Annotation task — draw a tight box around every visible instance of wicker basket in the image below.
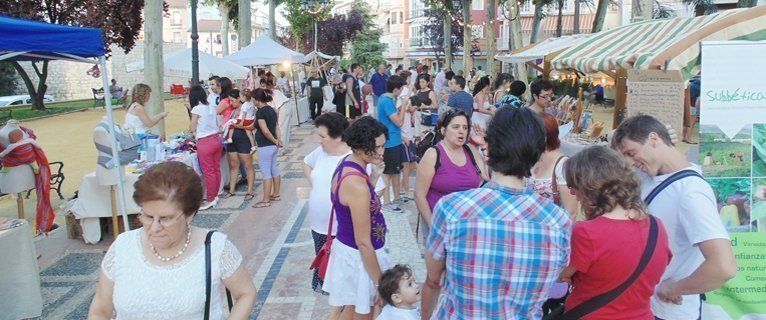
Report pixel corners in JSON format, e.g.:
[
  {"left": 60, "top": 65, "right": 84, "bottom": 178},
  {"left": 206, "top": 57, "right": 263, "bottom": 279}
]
[{"left": 65, "top": 212, "right": 83, "bottom": 240}]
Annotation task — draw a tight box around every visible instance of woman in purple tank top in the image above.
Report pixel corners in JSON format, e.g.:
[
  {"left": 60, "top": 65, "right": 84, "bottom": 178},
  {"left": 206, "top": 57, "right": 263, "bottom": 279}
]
[
  {"left": 322, "top": 116, "right": 392, "bottom": 318},
  {"left": 415, "top": 109, "right": 487, "bottom": 227}
]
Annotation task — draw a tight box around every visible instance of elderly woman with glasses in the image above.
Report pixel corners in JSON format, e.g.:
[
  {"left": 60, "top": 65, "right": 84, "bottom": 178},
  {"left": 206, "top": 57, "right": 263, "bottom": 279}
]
[{"left": 88, "top": 162, "right": 256, "bottom": 320}]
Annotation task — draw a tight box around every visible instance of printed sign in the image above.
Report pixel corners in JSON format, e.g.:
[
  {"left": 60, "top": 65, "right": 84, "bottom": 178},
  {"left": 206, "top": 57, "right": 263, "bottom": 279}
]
[{"left": 626, "top": 69, "right": 685, "bottom": 135}]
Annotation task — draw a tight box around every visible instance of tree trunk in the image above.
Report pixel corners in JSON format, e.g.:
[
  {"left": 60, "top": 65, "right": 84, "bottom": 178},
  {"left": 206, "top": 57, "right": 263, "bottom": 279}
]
[
  {"left": 487, "top": 0, "right": 497, "bottom": 77},
  {"left": 556, "top": 0, "right": 564, "bottom": 37},
  {"left": 11, "top": 61, "right": 48, "bottom": 111},
  {"left": 631, "top": 0, "right": 652, "bottom": 22},
  {"left": 144, "top": 0, "right": 165, "bottom": 135},
  {"left": 530, "top": 0, "right": 544, "bottom": 43},
  {"left": 444, "top": 16, "right": 453, "bottom": 70},
  {"left": 219, "top": 2, "right": 230, "bottom": 55},
  {"left": 737, "top": 0, "right": 757, "bottom": 7},
  {"left": 462, "top": 0, "right": 473, "bottom": 74},
  {"left": 507, "top": 0, "right": 528, "bottom": 84},
  {"left": 269, "top": 0, "right": 277, "bottom": 39},
  {"left": 573, "top": 0, "right": 580, "bottom": 34},
  {"left": 238, "top": 0, "right": 252, "bottom": 48},
  {"left": 592, "top": 0, "right": 608, "bottom": 33}
]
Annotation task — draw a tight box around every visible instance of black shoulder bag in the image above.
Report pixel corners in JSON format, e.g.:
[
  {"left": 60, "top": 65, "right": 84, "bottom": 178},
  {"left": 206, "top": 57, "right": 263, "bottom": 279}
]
[{"left": 204, "top": 230, "right": 234, "bottom": 320}]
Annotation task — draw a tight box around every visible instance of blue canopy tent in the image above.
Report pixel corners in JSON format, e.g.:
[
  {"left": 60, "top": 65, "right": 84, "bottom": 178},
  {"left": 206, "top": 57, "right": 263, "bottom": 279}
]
[{"left": 0, "top": 15, "right": 131, "bottom": 231}]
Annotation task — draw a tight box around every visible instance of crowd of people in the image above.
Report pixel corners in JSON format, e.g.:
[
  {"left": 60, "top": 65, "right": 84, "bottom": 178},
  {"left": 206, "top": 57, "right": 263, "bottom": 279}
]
[{"left": 89, "top": 63, "right": 736, "bottom": 320}]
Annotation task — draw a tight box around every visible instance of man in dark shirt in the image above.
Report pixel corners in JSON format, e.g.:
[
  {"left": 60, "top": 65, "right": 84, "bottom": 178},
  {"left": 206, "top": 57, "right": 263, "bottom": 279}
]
[
  {"left": 370, "top": 64, "right": 389, "bottom": 108},
  {"left": 447, "top": 75, "right": 474, "bottom": 118},
  {"left": 306, "top": 68, "right": 327, "bottom": 121}
]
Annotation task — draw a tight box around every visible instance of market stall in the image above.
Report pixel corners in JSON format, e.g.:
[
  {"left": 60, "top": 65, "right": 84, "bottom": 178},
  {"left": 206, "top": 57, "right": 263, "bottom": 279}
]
[
  {"left": 226, "top": 35, "right": 310, "bottom": 124},
  {"left": 126, "top": 47, "right": 249, "bottom": 81},
  {"left": 551, "top": 6, "right": 766, "bottom": 128}
]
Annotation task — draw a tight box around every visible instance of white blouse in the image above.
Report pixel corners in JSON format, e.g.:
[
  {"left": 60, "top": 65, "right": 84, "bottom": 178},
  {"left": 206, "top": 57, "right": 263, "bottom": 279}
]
[{"left": 101, "top": 229, "right": 242, "bottom": 320}]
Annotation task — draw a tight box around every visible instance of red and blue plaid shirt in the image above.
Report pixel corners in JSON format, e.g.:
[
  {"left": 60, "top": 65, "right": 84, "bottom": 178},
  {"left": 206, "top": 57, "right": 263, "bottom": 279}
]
[{"left": 427, "top": 182, "right": 572, "bottom": 319}]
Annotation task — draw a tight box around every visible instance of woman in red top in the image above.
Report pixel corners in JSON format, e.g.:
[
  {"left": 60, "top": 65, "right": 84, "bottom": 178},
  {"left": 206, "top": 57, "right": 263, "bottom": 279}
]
[{"left": 560, "top": 146, "right": 672, "bottom": 319}]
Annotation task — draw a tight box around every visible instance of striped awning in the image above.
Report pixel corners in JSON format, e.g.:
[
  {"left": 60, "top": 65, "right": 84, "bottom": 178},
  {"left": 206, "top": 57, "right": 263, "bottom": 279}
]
[
  {"left": 495, "top": 34, "right": 593, "bottom": 63},
  {"left": 551, "top": 6, "right": 766, "bottom": 78}
]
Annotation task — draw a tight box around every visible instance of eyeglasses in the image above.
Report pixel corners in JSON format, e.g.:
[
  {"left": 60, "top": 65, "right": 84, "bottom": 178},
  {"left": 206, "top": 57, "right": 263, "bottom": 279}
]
[
  {"left": 538, "top": 94, "right": 554, "bottom": 100},
  {"left": 138, "top": 211, "right": 185, "bottom": 228}
]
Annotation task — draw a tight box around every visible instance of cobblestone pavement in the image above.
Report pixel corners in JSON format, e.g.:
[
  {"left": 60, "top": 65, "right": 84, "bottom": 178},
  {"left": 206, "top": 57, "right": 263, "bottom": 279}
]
[{"left": 33, "top": 123, "right": 426, "bottom": 319}]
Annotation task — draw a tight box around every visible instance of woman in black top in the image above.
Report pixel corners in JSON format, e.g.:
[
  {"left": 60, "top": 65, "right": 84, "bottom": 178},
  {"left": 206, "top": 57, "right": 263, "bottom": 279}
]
[{"left": 252, "top": 88, "right": 283, "bottom": 208}]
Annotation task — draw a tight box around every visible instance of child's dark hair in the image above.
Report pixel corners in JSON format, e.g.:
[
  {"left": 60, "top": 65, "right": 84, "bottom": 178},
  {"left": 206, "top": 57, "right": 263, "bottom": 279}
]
[
  {"left": 378, "top": 264, "right": 413, "bottom": 306},
  {"left": 253, "top": 88, "right": 273, "bottom": 103}
]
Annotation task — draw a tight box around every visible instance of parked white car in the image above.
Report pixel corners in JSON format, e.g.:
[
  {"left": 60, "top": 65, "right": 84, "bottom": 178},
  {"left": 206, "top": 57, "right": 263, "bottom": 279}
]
[{"left": 0, "top": 94, "right": 55, "bottom": 108}]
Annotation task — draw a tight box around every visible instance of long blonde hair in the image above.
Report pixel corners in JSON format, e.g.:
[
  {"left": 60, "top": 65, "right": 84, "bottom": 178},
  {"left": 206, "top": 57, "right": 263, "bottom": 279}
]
[{"left": 125, "top": 83, "right": 151, "bottom": 108}]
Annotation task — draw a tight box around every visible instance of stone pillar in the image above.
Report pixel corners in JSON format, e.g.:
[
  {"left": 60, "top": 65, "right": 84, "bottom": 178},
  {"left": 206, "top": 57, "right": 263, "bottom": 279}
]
[
  {"left": 239, "top": 0, "right": 252, "bottom": 48},
  {"left": 144, "top": 0, "right": 165, "bottom": 135}
]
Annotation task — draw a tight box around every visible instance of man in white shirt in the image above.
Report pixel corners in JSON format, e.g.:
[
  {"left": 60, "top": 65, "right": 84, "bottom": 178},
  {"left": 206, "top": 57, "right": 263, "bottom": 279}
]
[
  {"left": 611, "top": 115, "right": 736, "bottom": 320},
  {"left": 207, "top": 75, "right": 220, "bottom": 107}
]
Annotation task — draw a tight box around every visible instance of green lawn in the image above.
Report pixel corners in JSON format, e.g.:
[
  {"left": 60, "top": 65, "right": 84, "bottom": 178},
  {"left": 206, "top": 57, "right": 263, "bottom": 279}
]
[{"left": 2, "top": 93, "right": 177, "bottom": 124}]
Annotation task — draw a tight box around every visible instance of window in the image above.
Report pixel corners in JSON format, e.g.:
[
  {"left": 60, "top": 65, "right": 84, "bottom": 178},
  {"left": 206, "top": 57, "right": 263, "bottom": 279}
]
[
  {"left": 522, "top": 1, "right": 532, "bottom": 13},
  {"left": 391, "top": 11, "right": 398, "bottom": 24},
  {"left": 173, "top": 32, "right": 183, "bottom": 43},
  {"left": 399, "top": 12, "right": 403, "bottom": 23},
  {"left": 172, "top": 11, "right": 181, "bottom": 26},
  {"left": 472, "top": 0, "right": 484, "bottom": 10}
]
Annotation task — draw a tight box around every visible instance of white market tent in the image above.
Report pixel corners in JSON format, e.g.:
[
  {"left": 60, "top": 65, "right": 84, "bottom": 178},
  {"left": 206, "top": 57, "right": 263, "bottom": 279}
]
[
  {"left": 126, "top": 47, "right": 248, "bottom": 79},
  {"left": 0, "top": 16, "right": 131, "bottom": 232},
  {"left": 304, "top": 50, "right": 340, "bottom": 62},
  {"left": 225, "top": 35, "right": 308, "bottom": 66},
  {"left": 495, "top": 34, "right": 593, "bottom": 64}
]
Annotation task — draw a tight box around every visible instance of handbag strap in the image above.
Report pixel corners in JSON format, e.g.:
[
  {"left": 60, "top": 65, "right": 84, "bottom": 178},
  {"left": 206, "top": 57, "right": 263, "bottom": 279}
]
[
  {"left": 205, "top": 230, "right": 234, "bottom": 320},
  {"left": 644, "top": 169, "right": 704, "bottom": 205},
  {"left": 560, "top": 215, "right": 659, "bottom": 320},
  {"left": 551, "top": 156, "right": 566, "bottom": 205}
]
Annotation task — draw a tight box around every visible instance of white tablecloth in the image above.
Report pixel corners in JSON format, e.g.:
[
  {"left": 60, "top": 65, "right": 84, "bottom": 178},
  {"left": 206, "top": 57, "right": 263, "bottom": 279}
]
[
  {"left": 70, "top": 153, "right": 229, "bottom": 244},
  {"left": 0, "top": 220, "right": 42, "bottom": 320}
]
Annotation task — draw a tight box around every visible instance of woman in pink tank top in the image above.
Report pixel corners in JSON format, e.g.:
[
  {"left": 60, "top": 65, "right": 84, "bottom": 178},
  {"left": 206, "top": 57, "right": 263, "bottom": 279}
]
[{"left": 415, "top": 109, "right": 487, "bottom": 227}]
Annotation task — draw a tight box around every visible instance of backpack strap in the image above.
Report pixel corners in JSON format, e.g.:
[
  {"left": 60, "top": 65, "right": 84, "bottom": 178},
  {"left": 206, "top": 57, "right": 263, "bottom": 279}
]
[
  {"left": 644, "top": 169, "right": 705, "bottom": 205},
  {"left": 433, "top": 146, "right": 441, "bottom": 171},
  {"left": 462, "top": 144, "right": 482, "bottom": 178}
]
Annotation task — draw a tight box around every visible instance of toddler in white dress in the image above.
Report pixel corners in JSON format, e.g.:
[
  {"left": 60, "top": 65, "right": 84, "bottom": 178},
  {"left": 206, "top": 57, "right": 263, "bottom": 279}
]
[{"left": 376, "top": 264, "right": 421, "bottom": 320}]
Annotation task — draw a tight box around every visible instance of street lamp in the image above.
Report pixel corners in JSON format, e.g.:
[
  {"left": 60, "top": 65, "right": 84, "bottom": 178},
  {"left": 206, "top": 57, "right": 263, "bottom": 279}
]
[
  {"left": 300, "top": 0, "right": 330, "bottom": 53},
  {"left": 191, "top": 0, "right": 200, "bottom": 86}
]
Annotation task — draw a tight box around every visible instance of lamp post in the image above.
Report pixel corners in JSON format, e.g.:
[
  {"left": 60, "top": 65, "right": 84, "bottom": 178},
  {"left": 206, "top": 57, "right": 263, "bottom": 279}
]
[
  {"left": 300, "top": 0, "right": 330, "bottom": 53},
  {"left": 191, "top": 0, "right": 200, "bottom": 85}
]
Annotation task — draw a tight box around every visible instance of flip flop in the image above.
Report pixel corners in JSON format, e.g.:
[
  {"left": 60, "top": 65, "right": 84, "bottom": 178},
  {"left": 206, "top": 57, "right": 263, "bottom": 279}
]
[
  {"left": 252, "top": 201, "right": 271, "bottom": 208},
  {"left": 270, "top": 195, "right": 281, "bottom": 201},
  {"left": 682, "top": 140, "right": 699, "bottom": 145},
  {"left": 244, "top": 193, "right": 255, "bottom": 201},
  {"left": 218, "top": 192, "right": 235, "bottom": 199}
]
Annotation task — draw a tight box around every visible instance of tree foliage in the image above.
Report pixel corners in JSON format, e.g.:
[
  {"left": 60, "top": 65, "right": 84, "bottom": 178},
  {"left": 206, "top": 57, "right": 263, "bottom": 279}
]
[
  {"left": 0, "top": 0, "right": 146, "bottom": 109},
  {"left": 279, "top": 0, "right": 366, "bottom": 56},
  {"left": 423, "top": 8, "right": 464, "bottom": 63},
  {"left": 0, "top": 62, "right": 18, "bottom": 96},
  {"left": 348, "top": 2, "right": 386, "bottom": 68}
]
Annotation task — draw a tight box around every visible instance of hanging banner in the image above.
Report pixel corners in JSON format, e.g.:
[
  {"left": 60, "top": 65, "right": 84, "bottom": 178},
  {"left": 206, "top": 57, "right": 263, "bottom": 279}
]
[{"left": 700, "top": 40, "right": 766, "bottom": 319}]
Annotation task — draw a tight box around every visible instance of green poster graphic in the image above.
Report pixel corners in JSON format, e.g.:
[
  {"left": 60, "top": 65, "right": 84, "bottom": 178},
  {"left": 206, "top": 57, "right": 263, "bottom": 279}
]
[{"left": 703, "top": 233, "right": 766, "bottom": 319}]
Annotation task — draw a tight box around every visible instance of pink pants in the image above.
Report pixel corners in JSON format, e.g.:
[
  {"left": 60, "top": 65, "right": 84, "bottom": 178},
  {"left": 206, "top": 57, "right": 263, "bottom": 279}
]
[{"left": 197, "top": 134, "right": 223, "bottom": 201}]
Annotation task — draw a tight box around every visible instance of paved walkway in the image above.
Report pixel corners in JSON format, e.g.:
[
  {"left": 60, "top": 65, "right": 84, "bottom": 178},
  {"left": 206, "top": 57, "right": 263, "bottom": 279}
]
[{"left": 31, "top": 123, "right": 426, "bottom": 319}]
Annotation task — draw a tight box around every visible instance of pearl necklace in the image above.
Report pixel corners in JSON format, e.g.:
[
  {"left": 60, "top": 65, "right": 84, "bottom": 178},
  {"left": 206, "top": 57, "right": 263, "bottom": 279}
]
[{"left": 150, "top": 228, "right": 192, "bottom": 262}]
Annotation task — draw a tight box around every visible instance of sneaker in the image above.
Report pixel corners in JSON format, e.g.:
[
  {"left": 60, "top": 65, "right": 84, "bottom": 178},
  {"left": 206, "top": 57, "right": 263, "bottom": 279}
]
[
  {"left": 383, "top": 203, "right": 402, "bottom": 213},
  {"left": 200, "top": 197, "right": 219, "bottom": 211},
  {"left": 395, "top": 197, "right": 410, "bottom": 204}
]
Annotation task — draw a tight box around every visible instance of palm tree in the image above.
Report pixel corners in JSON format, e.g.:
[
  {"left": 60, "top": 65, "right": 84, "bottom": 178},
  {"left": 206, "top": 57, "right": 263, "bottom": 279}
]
[{"left": 591, "top": 0, "right": 608, "bottom": 32}]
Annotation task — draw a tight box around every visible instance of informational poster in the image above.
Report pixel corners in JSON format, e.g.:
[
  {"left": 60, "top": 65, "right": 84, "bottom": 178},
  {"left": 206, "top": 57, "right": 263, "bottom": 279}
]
[
  {"left": 700, "top": 40, "right": 766, "bottom": 319},
  {"left": 626, "top": 69, "right": 685, "bottom": 134}
]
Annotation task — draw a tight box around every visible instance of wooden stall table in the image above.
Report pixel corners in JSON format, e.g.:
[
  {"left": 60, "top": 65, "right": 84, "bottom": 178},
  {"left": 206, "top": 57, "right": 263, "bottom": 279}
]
[{"left": 0, "top": 219, "right": 43, "bottom": 320}]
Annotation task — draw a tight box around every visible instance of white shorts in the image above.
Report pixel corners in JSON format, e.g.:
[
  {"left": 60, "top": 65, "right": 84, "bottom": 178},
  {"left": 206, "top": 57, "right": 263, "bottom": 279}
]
[{"left": 322, "top": 240, "right": 392, "bottom": 314}]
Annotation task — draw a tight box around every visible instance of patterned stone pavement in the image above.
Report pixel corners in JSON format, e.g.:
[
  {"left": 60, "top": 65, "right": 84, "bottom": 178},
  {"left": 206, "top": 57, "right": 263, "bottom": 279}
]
[{"left": 32, "top": 123, "right": 426, "bottom": 319}]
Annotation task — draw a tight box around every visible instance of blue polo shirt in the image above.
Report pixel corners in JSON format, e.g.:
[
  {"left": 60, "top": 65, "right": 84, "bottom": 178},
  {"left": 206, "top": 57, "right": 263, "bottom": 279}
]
[
  {"left": 448, "top": 91, "right": 474, "bottom": 118},
  {"left": 370, "top": 72, "right": 389, "bottom": 96},
  {"left": 377, "top": 94, "right": 402, "bottom": 148}
]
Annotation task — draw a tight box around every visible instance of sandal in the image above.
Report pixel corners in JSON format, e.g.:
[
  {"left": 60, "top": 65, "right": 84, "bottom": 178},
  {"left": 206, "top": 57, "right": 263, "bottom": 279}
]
[
  {"left": 252, "top": 201, "right": 271, "bottom": 208},
  {"left": 244, "top": 193, "right": 255, "bottom": 201},
  {"left": 270, "top": 195, "right": 281, "bottom": 201},
  {"left": 218, "top": 192, "right": 235, "bottom": 199}
]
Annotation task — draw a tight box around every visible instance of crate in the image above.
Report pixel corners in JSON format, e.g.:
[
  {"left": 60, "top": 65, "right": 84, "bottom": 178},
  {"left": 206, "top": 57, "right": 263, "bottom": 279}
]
[{"left": 65, "top": 212, "right": 141, "bottom": 241}]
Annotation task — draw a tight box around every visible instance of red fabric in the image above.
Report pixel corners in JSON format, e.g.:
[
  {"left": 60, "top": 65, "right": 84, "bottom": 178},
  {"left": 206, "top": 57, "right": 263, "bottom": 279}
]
[
  {"left": 196, "top": 134, "right": 223, "bottom": 202},
  {"left": 218, "top": 98, "right": 235, "bottom": 124},
  {"left": 1, "top": 133, "right": 55, "bottom": 234},
  {"left": 565, "top": 216, "right": 672, "bottom": 320}
]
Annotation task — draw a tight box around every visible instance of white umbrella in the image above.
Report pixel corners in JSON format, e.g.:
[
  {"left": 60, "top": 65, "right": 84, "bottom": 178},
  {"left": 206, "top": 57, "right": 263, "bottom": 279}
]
[
  {"left": 126, "top": 48, "right": 249, "bottom": 79},
  {"left": 225, "top": 35, "right": 308, "bottom": 66}
]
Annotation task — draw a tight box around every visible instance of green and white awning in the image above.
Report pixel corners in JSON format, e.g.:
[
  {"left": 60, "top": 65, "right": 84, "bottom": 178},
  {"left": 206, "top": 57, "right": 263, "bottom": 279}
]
[{"left": 551, "top": 6, "right": 766, "bottom": 78}]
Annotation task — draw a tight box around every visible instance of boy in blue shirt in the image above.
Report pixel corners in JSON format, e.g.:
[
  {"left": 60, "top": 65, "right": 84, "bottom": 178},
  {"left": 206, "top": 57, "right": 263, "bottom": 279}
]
[{"left": 377, "top": 75, "right": 408, "bottom": 212}]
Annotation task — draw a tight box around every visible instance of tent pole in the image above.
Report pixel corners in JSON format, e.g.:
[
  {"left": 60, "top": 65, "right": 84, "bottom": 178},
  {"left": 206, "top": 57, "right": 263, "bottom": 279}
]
[
  {"left": 292, "top": 64, "right": 301, "bottom": 126},
  {"left": 100, "top": 57, "right": 131, "bottom": 233}
]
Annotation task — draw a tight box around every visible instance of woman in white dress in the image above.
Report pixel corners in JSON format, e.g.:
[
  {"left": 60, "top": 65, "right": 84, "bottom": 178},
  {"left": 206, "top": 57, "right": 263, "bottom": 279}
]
[
  {"left": 124, "top": 83, "right": 169, "bottom": 135},
  {"left": 470, "top": 76, "right": 494, "bottom": 147},
  {"left": 88, "top": 162, "right": 256, "bottom": 320}
]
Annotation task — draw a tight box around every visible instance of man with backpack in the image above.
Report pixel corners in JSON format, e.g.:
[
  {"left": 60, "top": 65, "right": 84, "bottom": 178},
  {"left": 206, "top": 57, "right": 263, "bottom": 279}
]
[{"left": 611, "top": 115, "right": 736, "bottom": 320}]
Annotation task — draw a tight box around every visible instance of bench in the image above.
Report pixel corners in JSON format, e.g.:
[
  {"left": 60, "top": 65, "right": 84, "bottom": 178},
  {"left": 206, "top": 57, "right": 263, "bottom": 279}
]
[
  {"left": 92, "top": 88, "right": 105, "bottom": 108},
  {"left": 22, "top": 161, "right": 65, "bottom": 199}
]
